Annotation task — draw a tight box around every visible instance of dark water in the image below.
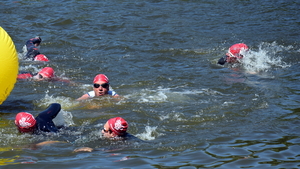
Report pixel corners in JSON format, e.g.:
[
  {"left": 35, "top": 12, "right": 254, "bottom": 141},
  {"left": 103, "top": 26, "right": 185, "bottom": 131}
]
[{"left": 1, "top": 0, "right": 300, "bottom": 168}]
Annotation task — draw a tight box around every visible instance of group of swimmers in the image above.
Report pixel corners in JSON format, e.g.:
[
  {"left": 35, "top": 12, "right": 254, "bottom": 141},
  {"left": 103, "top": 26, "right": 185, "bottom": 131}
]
[
  {"left": 14, "top": 103, "right": 128, "bottom": 138},
  {"left": 23, "top": 36, "right": 49, "bottom": 61},
  {"left": 15, "top": 37, "right": 129, "bottom": 151},
  {"left": 14, "top": 38, "right": 249, "bottom": 151},
  {"left": 18, "top": 36, "right": 54, "bottom": 81}
]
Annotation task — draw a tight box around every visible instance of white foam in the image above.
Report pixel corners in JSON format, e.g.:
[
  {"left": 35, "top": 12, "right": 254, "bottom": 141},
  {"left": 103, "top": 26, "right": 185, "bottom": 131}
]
[
  {"left": 19, "top": 65, "right": 40, "bottom": 73},
  {"left": 124, "top": 86, "right": 223, "bottom": 104},
  {"left": 242, "top": 42, "right": 291, "bottom": 73},
  {"left": 38, "top": 94, "right": 80, "bottom": 110},
  {"left": 53, "top": 109, "right": 75, "bottom": 127},
  {"left": 133, "top": 88, "right": 168, "bottom": 103},
  {"left": 136, "top": 126, "right": 158, "bottom": 140},
  {"left": 159, "top": 112, "right": 187, "bottom": 122}
]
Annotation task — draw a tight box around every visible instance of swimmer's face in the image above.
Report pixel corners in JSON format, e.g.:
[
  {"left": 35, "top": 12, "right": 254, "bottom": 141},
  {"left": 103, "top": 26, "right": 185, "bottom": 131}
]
[
  {"left": 16, "top": 126, "right": 35, "bottom": 134},
  {"left": 33, "top": 73, "right": 50, "bottom": 81},
  {"left": 93, "top": 80, "right": 109, "bottom": 96},
  {"left": 227, "top": 57, "right": 239, "bottom": 63}
]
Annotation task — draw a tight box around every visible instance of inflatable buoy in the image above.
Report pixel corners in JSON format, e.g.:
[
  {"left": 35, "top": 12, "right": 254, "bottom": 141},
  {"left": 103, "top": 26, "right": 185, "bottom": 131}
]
[
  {"left": 0, "top": 156, "right": 19, "bottom": 166},
  {"left": 0, "top": 27, "right": 19, "bottom": 104}
]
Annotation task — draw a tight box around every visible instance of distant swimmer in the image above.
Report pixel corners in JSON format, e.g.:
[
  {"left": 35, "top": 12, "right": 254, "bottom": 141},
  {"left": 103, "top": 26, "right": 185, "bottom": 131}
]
[
  {"left": 218, "top": 43, "right": 249, "bottom": 65},
  {"left": 24, "top": 36, "right": 49, "bottom": 61},
  {"left": 76, "top": 74, "right": 119, "bottom": 100},
  {"left": 17, "top": 67, "right": 55, "bottom": 81},
  {"left": 15, "top": 103, "right": 62, "bottom": 134},
  {"left": 17, "top": 67, "right": 72, "bottom": 84},
  {"left": 34, "top": 54, "right": 49, "bottom": 62}
]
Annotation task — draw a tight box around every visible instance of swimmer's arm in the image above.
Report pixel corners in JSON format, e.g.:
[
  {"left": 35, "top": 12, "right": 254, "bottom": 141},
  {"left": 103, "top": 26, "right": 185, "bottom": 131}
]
[
  {"left": 29, "top": 140, "right": 67, "bottom": 150},
  {"left": 39, "top": 103, "right": 61, "bottom": 119},
  {"left": 112, "top": 94, "right": 125, "bottom": 102},
  {"left": 111, "top": 90, "right": 120, "bottom": 98},
  {"left": 76, "top": 94, "right": 90, "bottom": 101},
  {"left": 35, "top": 141, "right": 65, "bottom": 146},
  {"left": 55, "top": 78, "right": 71, "bottom": 83},
  {"left": 31, "top": 38, "right": 41, "bottom": 45},
  {"left": 73, "top": 147, "right": 94, "bottom": 152},
  {"left": 218, "top": 56, "right": 227, "bottom": 65},
  {"left": 112, "top": 94, "right": 120, "bottom": 98}
]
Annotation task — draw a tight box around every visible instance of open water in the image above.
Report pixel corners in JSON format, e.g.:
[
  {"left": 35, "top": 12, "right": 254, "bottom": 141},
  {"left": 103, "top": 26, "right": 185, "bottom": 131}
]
[{"left": 0, "top": 0, "right": 300, "bottom": 168}]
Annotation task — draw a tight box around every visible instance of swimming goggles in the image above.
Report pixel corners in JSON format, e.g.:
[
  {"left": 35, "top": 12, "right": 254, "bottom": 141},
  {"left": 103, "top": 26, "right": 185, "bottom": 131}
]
[{"left": 93, "top": 83, "right": 109, "bottom": 88}]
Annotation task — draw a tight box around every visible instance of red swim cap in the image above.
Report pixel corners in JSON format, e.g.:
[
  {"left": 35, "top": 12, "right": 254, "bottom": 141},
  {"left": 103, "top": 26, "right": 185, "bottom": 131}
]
[
  {"left": 39, "top": 67, "right": 54, "bottom": 78},
  {"left": 108, "top": 117, "right": 128, "bottom": 136},
  {"left": 93, "top": 74, "right": 109, "bottom": 83},
  {"left": 15, "top": 112, "right": 36, "bottom": 133},
  {"left": 34, "top": 54, "right": 49, "bottom": 62},
  {"left": 226, "top": 43, "right": 249, "bottom": 59}
]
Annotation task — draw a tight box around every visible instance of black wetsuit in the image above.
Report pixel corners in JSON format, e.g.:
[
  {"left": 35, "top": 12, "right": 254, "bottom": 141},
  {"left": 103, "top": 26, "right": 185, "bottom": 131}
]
[
  {"left": 24, "top": 37, "right": 41, "bottom": 60},
  {"left": 34, "top": 103, "right": 61, "bottom": 134}
]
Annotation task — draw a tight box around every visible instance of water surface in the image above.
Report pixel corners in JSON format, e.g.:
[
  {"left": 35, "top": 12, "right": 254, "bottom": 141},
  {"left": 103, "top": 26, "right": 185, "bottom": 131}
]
[{"left": 0, "top": 0, "right": 300, "bottom": 168}]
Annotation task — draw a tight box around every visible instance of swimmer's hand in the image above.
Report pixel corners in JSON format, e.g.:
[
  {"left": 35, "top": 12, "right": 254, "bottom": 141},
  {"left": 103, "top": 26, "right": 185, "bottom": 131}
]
[{"left": 73, "top": 147, "right": 94, "bottom": 152}]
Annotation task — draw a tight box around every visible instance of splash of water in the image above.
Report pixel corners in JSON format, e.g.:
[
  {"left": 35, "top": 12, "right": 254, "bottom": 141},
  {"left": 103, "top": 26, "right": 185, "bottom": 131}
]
[
  {"left": 136, "top": 126, "right": 158, "bottom": 140},
  {"left": 130, "top": 88, "right": 168, "bottom": 103},
  {"left": 19, "top": 65, "right": 40, "bottom": 73},
  {"left": 36, "top": 94, "right": 75, "bottom": 127},
  {"left": 53, "top": 109, "right": 74, "bottom": 127},
  {"left": 242, "top": 41, "right": 291, "bottom": 73},
  {"left": 37, "top": 94, "right": 80, "bottom": 109}
]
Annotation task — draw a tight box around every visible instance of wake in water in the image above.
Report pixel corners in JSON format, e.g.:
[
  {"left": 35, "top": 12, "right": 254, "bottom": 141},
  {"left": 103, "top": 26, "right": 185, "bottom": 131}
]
[{"left": 241, "top": 41, "right": 292, "bottom": 73}]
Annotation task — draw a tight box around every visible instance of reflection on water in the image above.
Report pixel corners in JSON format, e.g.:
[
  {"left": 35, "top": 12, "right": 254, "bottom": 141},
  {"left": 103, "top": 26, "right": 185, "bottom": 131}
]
[{"left": 1, "top": 0, "right": 300, "bottom": 168}]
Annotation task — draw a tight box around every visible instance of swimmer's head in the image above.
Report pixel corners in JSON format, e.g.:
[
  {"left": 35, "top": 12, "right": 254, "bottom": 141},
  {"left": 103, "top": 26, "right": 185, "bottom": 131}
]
[
  {"left": 93, "top": 74, "right": 109, "bottom": 84},
  {"left": 34, "top": 54, "right": 49, "bottom": 62},
  {"left": 38, "top": 67, "right": 54, "bottom": 78},
  {"left": 226, "top": 43, "right": 249, "bottom": 59},
  {"left": 107, "top": 117, "right": 128, "bottom": 136},
  {"left": 93, "top": 74, "right": 110, "bottom": 96},
  {"left": 15, "top": 112, "right": 36, "bottom": 133}
]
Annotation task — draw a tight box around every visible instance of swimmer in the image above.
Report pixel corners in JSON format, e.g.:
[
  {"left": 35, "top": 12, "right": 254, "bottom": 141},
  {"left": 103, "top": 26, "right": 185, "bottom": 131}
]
[
  {"left": 218, "top": 43, "right": 249, "bottom": 65},
  {"left": 15, "top": 103, "right": 62, "bottom": 134},
  {"left": 24, "top": 36, "right": 42, "bottom": 60},
  {"left": 101, "top": 117, "right": 128, "bottom": 139},
  {"left": 74, "top": 117, "right": 131, "bottom": 152},
  {"left": 17, "top": 67, "right": 72, "bottom": 83},
  {"left": 17, "top": 67, "right": 55, "bottom": 81},
  {"left": 76, "top": 74, "right": 119, "bottom": 100}
]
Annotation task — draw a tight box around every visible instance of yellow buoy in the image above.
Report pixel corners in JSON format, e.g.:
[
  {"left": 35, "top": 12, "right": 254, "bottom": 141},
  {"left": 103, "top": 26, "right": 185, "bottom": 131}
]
[{"left": 0, "top": 27, "right": 18, "bottom": 104}]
